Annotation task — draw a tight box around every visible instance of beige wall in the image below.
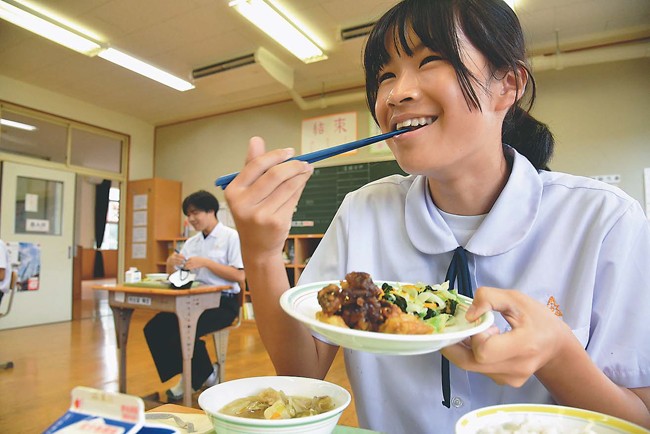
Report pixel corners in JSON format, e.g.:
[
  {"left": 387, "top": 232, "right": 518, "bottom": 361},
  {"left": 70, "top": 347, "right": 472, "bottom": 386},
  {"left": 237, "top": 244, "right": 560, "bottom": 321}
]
[
  {"left": 157, "top": 57, "right": 649, "bottom": 210},
  {"left": 533, "top": 58, "right": 649, "bottom": 205},
  {"left": 155, "top": 98, "right": 381, "bottom": 203},
  {"left": 76, "top": 177, "right": 97, "bottom": 248},
  {"left": 0, "top": 74, "right": 156, "bottom": 181}
]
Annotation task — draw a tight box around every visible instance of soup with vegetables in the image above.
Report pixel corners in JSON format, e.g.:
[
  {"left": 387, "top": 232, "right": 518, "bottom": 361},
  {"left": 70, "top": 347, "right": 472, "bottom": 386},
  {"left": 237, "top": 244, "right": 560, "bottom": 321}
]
[{"left": 220, "top": 388, "right": 336, "bottom": 420}]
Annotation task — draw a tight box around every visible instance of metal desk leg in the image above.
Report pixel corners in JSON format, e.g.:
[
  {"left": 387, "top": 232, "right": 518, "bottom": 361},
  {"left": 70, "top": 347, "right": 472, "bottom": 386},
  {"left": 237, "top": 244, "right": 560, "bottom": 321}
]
[
  {"left": 111, "top": 306, "right": 134, "bottom": 394},
  {"left": 176, "top": 296, "right": 203, "bottom": 407}
]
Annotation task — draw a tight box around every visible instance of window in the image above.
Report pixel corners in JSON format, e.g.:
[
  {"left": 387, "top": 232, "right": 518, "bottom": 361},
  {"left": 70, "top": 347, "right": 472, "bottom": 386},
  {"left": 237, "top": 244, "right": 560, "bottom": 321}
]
[
  {"left": 70, "top": 127, "right": 123, "bottom": 173},
  {"left": 14, "top": 176, "right": 64, "bottom": 235},
  {"left": 100, "top": 187, "right": 120, "bottom": 250}
]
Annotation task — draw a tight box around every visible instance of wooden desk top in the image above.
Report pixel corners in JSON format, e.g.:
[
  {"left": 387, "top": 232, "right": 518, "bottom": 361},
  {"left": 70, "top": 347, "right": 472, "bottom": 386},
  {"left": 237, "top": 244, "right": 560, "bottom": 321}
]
[
  {"left": 149, "top": 403, "right": 202, "bottom": 414},
  {"left": 92, "top": 283, "right": 230, "bottom": 296},
  {"left": 147, "top": 404, "right": 380, "bottom": 433}
]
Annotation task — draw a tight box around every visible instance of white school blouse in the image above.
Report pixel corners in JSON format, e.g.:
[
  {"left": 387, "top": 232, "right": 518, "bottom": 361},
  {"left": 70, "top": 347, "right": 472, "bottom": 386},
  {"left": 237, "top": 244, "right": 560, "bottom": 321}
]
[
  {"left": 298, "top": 147, "right": 650, "bottom": 434},
  {"left": 180, "top": 222, "right": 243, "bottom": 294}
]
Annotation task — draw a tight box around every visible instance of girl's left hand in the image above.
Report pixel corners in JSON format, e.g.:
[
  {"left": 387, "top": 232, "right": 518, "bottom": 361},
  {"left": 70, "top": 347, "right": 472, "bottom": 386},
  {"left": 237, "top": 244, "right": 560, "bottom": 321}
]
[{"left": 441, "top": 286, "right": 575, "bottom": 387}]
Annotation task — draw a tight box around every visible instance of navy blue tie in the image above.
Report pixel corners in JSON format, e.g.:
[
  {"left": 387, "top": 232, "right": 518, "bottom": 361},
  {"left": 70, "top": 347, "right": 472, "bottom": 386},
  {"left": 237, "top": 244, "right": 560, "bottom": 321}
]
[{"left": 441, "top": 246, "right": 473, "bottom": 408}]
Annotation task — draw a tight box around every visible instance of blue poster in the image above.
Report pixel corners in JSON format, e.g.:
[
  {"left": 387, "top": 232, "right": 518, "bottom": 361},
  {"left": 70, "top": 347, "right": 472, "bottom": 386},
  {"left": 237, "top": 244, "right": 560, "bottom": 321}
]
[{"left": 7, "top": 241, "right": 40, "bottom": 291}]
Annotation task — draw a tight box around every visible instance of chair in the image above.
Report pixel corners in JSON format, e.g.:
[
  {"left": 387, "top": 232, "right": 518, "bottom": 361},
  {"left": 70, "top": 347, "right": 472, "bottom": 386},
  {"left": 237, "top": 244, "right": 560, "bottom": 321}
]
[
  {"left": 211, "top": 280, "right": 246, "bottom": 383},
  {"left": 0, "top": 271, "right": 18, "bottom": 369}
]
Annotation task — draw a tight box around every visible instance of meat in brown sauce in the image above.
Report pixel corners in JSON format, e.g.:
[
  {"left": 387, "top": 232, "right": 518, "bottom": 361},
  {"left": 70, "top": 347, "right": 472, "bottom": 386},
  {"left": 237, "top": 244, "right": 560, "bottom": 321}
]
[{"left": 317, "top": 271, "right": 400, "bottom": 332}]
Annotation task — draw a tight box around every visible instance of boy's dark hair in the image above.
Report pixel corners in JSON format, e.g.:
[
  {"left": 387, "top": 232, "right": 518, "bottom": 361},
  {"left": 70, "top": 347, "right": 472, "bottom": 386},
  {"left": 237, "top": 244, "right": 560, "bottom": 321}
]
[
  {"left": 182, "top": 190, "right": 219, "bottom": 216},
  {"left": 364, "top": 0, "right": 554, "bottom": 170}
]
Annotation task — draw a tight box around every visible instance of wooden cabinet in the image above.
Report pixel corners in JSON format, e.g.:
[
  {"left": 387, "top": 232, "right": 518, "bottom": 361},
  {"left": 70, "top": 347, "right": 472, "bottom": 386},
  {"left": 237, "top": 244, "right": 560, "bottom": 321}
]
[
  {"left": 155, "top": 237, "right": 187, "bottom": 270},
  {"left": 125, "top": 178, "right": 182, "bottom": 274},
  {"left": 283, "top": 234, "right": 323, "bottom": 286}
]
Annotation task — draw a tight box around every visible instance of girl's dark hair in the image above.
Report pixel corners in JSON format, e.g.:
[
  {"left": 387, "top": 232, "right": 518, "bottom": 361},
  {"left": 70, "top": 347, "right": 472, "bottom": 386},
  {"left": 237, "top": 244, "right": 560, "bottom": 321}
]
[
  {"left": 182, "top": 190, "right": 219, "bottom": 216},
  {"left": 364, "top": 0, "right": 553, "bottom": 170}
]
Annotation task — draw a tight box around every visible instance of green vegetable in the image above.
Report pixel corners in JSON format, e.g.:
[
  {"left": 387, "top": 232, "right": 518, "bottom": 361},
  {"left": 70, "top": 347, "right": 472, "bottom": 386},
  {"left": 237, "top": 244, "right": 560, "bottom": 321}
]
[{"left": 379, "top": 280, "right": 460, "bottom": 332}]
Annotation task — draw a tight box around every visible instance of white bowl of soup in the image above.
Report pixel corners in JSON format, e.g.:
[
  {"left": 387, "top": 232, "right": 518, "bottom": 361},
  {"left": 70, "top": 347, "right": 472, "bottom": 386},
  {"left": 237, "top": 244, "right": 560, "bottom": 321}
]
[{"left": 198, "top": 376, "right": 351, "bottom": 434}]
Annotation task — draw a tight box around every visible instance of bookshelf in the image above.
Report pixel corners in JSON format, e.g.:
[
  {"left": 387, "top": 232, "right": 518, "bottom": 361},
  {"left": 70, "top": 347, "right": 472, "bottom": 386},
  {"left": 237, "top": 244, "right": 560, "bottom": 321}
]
[
  {"left": 242, "top": 234, "right": 322, "bottom": 321},
  {"left": 155, "top": 237, "right": 187, "bottom": 270},
  {"left": 283, "top": 234, "right": 323, "bottom": 286},
  {"left": 125, "top": 178, "right": 182, "bottom": 274}
]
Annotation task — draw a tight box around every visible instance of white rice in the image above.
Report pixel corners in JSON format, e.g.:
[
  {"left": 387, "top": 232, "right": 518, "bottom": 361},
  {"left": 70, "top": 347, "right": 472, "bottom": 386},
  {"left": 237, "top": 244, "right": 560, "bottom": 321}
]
[{"left": 476, "top": 416, "right": 597, "bottom": 434}]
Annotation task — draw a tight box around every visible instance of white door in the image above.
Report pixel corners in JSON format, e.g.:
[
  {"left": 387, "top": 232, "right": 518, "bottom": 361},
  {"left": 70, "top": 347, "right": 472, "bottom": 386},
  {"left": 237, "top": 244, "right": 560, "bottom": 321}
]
[{"left": 0, "top": 161, "right": 75, "bottom": 329}]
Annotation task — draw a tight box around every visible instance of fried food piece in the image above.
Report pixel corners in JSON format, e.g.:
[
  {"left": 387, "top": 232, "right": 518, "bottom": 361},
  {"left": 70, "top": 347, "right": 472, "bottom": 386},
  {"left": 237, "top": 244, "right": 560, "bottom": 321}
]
[
  {"left": 315, "top": 311, "right": 349, "bottom": 328},
  {"left": 379, "top": 312, "right": 434, "bottom": 334},
  {"left": 317, "top": 284, "right": 342, "bottom": 315}
]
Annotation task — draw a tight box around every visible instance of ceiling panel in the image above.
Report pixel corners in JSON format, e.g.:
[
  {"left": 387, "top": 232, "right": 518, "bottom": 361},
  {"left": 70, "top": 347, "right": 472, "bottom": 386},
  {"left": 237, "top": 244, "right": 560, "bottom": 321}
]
[{"left": 0, "top": 0, "right": 647, "bottom": 125}]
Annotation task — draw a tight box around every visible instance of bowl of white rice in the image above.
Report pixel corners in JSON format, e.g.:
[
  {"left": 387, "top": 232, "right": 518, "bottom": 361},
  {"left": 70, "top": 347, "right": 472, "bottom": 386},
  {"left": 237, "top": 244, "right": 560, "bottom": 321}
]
[{"left": 455, "top": 404, "right": 648, "bottom": 434}]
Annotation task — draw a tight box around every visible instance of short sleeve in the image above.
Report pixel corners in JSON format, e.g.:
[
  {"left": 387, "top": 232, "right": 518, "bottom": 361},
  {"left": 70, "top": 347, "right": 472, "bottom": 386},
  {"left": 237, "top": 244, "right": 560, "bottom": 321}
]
[
  {"left": 227, "top": 230, "right": 244, "bottom": 269},
  {"left": 588, "top": 201, "right": 650, "bottom": 388}
]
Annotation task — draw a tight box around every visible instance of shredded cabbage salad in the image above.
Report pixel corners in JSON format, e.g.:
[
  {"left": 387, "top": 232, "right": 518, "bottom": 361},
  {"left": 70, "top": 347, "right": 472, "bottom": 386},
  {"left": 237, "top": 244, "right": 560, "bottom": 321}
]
[{"left": 381, "top": 281, "right": 460, "bottom": 332}]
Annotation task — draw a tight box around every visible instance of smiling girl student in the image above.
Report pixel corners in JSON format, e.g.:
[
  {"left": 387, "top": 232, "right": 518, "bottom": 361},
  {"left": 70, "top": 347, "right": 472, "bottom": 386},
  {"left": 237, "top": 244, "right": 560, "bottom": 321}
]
[{"left": 224, "top": 0, "right": 650, "bottom": 432}]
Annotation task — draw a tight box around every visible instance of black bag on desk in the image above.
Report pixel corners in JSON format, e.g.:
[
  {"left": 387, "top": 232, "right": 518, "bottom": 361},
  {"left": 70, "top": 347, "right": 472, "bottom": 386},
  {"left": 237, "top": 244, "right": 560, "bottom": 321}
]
[{"left": 168, "top": 269, "right": 195, "bottom": 289}]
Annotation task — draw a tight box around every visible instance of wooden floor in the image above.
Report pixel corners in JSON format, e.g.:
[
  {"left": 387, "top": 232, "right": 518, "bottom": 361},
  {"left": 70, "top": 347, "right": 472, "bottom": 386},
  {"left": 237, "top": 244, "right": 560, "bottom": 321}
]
[{"left": 0, "top": 280, "right": 358, "bottom": 432}]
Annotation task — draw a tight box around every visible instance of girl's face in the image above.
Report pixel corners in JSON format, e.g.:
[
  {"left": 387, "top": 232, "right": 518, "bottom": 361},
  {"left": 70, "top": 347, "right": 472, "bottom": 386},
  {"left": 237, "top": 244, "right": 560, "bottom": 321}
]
[{"left": 374, "top": 29, "right": 507, "bottom": 179}]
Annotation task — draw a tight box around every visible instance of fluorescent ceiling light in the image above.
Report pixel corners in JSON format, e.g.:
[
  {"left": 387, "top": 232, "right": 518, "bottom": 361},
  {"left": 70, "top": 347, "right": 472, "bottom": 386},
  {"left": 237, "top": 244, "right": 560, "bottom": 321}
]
[
  {"left": 98, "top": 48, "right": 194, "bottom": 92},
  {"left": 0, "top": 0, "right": 102, "bottom": 55},
  {"left": 1, "top": 118, "right": 38, "bottom": 131},
  {"left": 0, "top": 0, "right": 194, "bottom": 91},
  {"left": 229, "top": 0, "right": 327, "bottom": 64}
]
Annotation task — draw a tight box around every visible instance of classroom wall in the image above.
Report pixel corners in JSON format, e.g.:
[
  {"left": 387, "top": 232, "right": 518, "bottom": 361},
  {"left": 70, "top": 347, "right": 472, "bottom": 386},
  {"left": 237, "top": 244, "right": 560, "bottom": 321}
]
[
  {"left": 0, "top": 74, "right": 156, "bottom": 181},
  {"left": 76, "top": 177, "right": 97, "bottom": 248},
  {"left": 155, "top": 57, "right": 649, "bottom": 211},
  {"left": 154, "top": 98, "right": 375, "bottom": 204},
  {"left": 533, "top": 58, "right": 649, "bottom": 205}
]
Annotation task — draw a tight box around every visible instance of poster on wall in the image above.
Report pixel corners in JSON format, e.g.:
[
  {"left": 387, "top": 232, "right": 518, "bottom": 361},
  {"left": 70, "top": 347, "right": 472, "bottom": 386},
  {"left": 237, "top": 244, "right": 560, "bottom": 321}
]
[
  {"left": 131, "top": 243, "right": 146, "bottom": 259},
  {"left": 133, "top": 194, "right": 148, "bottom": 210},
  {"left": 7, "top": 242, "right": 41, "bottom": 291},
  {"left": 301, "top": 112, "right": 357, "bottom": 155},
  {"left": 368, "top": 113, "right": 392, "bottom": 155}
]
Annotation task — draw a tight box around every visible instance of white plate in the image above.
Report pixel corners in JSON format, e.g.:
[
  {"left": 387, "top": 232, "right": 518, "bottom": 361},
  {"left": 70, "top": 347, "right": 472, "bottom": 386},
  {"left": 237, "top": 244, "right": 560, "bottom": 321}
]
[
  {"left": 145, "top": 273, "right": 169, "bottom": 281},
  {"left": 280, "top": 280, "right": 494, "bottom": 355},
  {"left": 455, "top": 404, "right": 649, "bottom": 434}
]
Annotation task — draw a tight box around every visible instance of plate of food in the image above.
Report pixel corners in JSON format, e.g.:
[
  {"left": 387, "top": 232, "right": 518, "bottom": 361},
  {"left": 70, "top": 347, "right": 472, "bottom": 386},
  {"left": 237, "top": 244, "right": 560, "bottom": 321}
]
[
  {"left": 279, "top": 272, "right": 494, "bottom": 355},
  {"left": 455, "top": 404, "right": 649, "bottom": 434},
  {"left": 145, "top": 273, "right": 169, "bottom": 282}
]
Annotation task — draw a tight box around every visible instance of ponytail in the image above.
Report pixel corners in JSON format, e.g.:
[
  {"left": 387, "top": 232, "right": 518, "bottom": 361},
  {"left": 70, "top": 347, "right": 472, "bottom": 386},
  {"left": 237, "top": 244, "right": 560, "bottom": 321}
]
[{"left": 502, "top": 106, "right": 554, "bottom": 171}]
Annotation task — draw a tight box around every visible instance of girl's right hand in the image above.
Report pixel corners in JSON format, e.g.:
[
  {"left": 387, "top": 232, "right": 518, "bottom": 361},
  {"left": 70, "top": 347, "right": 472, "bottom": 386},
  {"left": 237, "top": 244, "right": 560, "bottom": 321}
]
[{"left": 224, "top": 136, "right": 314, "bottom": 261}]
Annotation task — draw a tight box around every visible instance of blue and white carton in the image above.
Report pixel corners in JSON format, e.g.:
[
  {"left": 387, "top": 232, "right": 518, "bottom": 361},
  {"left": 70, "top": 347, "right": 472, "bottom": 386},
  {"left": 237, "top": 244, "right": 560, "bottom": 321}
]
[{"left": 43, "top": 387, "right": 178, "bottom": 434}]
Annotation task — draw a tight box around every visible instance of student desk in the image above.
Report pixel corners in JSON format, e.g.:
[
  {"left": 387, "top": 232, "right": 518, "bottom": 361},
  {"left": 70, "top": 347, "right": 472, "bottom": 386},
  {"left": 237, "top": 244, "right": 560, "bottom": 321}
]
[
  {"left": 93, "top": 283, "right": 230, "bottom": 407},
  {"left": 147, "top": 404, "right": 383, "bottom": 433}
]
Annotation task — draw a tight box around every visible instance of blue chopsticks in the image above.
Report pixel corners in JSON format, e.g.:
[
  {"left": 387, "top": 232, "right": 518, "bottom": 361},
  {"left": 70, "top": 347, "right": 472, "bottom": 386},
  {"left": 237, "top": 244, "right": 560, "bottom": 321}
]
[{"left": 215, "top": 128, "right": 408, "bottom": 189}]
